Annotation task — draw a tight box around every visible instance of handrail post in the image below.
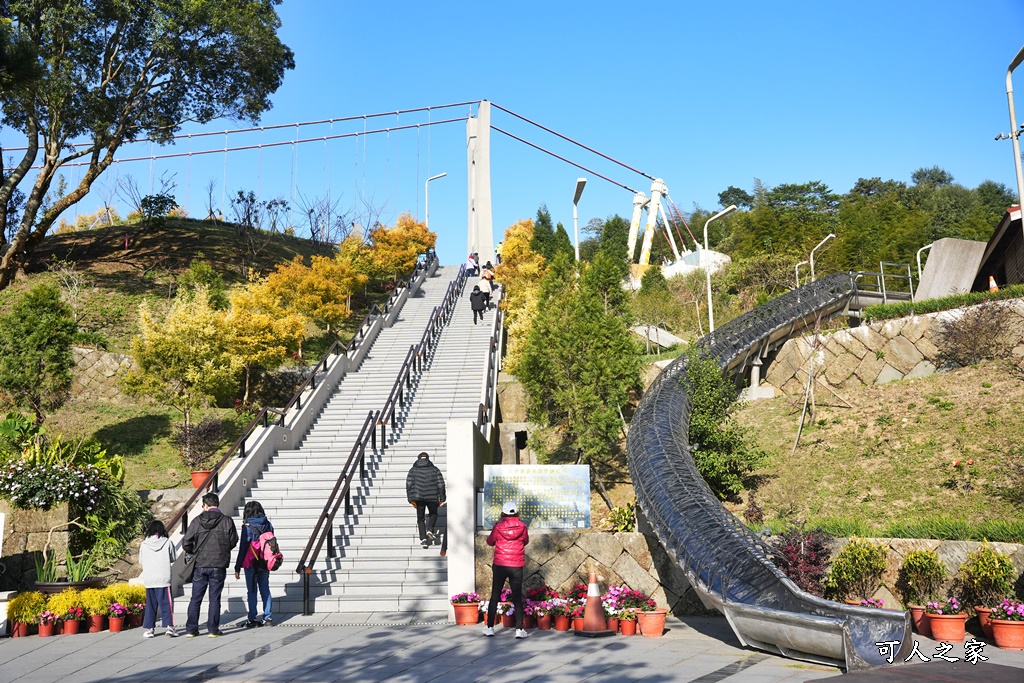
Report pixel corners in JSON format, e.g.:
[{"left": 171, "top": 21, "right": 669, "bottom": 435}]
[
  {"left": 303, "top": 572, "right": 311, "bottom": 616},
  {"left": 327, "top": 529, "right": 334, "bottom": 559},
  {"left": 345, "top": 490, "right": 353, "bottom": 516},
  {"left": 239, "top": 437, "right": 246, "bottom": 460}
]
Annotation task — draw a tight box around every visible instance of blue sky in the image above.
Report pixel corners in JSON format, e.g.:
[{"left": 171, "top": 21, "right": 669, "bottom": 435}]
[{"left": 18, "top": 1, "right": 1024, "bottom": 265}]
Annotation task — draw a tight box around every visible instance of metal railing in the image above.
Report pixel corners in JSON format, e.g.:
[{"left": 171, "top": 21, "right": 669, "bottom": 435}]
[
  {"left": 294, "top": 262, "right": 466, "bottom": 614},
  {"left": 166, "top": 250, "right": 437, "bottom": 538},
  {"left": 851, "top": 262, "right": 915, "bottom": 308},
  {"left": 475, "top": 294, "right": 505, "bottom": 435}
]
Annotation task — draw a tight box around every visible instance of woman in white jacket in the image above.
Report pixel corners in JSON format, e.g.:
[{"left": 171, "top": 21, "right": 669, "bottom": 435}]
[{"left": 139, "top": 520, "right": 178, "bottom": 638}]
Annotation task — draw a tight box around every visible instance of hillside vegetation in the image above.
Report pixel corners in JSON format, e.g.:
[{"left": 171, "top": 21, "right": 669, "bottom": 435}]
[{"left": 734, "top": 359, "right": 1024, "bottom": 541}]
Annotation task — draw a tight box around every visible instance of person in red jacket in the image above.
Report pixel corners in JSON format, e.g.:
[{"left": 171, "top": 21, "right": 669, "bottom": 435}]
[{"left": 483, "top": 501, "right": 530, "bottom": 639}]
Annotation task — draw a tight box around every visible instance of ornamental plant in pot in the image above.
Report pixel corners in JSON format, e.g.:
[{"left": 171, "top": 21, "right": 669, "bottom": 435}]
[
  {"left": 988, "top": 599, "right": 1024, "bottom": 650},
  {"left": 7, "top": 591, "right": 47, "bottom": 637},
  {"left": 108, "top": 601, "right": 128, "bottom": 632},
  {"left": 953, "top": 542, "right": 1015, "bottom": 639},
  {"left": 80, "top": 588, "right": 110, "bottom": 632},
  {"left": 47, "top": 588, "right": 85, "bottom": 635},
  {"left": 823, "top": 537, "right": 886, "bottom": 605},
  {"left": 896, "top": 549, "right": 947, "bottom": 638},
  {"left": 36, "top": 610, "right": 59, "bottom": 637},
  {"left": 618, "top": 609, "right": 637, "bottom": 636},
  {"left": 171, "top": 418, "right": 226, "bottom": 488},
  {"left": 926, "top": 597, "right": 967, "bottom": 642},
  {"left": 449, "top": 592, "right": 481, "bottom": 625}
]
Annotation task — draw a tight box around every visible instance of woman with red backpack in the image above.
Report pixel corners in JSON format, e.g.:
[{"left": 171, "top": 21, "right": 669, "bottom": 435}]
[{"left": 234, "top": 500, "right": 274, "bottom": 628}]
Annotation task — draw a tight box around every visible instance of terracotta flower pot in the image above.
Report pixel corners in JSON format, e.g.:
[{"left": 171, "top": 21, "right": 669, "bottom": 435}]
[
  {"left": 844, "top": 599, "right": 862, "bottom": 606},
  {"left": 991, "top": 620, "right": 1024, "bottom": 650},
  {"left": 927, "top": 613, "right": 967, "bottom": 642},
  {"left": 501, "top": 613, "right": 515, "bottom": 629},
  {"left": 572, "top": 617, "right": 584, "bottom": 631},
  {"left": 108, "top": 616, "right": 124, "bottom": 633},
  {"left": 606, "top": 617, "right": 619, "bottom": 632},
  {"left": 128, "top": 613, "right": 143, "bottom": 629},
  {"left": 908, "top": 605, "right": 931, "bottom": 637},
  {"left": 975, "top": 606, "right": 994, "bottom": 639},
  {"left": 619, "top": 619, "right": 637, "bottom": 636},
  {"left": 191, "top": 470, "right": 213, "bottom": 489},
  {"left": 11, "top": 621, "right": 28, "bottom": 638},
  {"left": 88, "top": 615, "right": 106, "bottom": 633},
  {"left": 38, "top": 623, "right": 56, "bottom": 637},
  {"left": 536, "top": 614, "right": 552, "bottom": 630},
  {"left": 637, "top": 609, "right": 668, "bottom": 638},
  {"left": 62, "top": 619, "right": 81, "bottom": 635},
  {"left": 553, "top": 615, "right": 570, "bottom": 631},
  {"left": 451, "top": 602, "right": 480, "bottom": 625},
  {"left": 523, "top": 615, "right": 536, "bottom": 629}
]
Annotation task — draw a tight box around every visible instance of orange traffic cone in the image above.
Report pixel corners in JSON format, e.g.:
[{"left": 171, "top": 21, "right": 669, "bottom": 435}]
[
  {"left": 990, "top": 275, "right": 999, "bottom": 293},
  {"left": 574, "top": 572, "right": 614, "bottom": 638}
]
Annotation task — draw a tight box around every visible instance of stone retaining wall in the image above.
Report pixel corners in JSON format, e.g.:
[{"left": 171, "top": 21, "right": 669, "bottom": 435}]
[
  {"left": 473, "top": 531, "right": 1024, "bottom": 614},
  {"left": 72, "top": 346, "right": 136, "bottom": 404},
  {"left": 764, "top": 300, "right": 1024, "bottom": 394},
  {"left": 0, "top": 502, "right": 71, "bottom": 591}
]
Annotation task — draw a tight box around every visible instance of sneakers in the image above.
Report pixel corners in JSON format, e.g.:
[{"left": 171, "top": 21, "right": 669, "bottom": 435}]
[
  {"left": 244, "top": 619, "right": 260, "bottom": 629},
  {"left": 143, "top": 628, "right": 155, "bottom": 639},
  {"left": 421, "top": 540, "right": 429, "bottom": 549},
  {"left": 426, "top": 530, "right": 436, "bottom": 542},
  {"left": 481, "top": 626, "right": 494, "bottom": 637},
  {"left": 515, "top": 629, "right": 529, "bottom": 639},
  {"left": 207, "top": 631, "right": 224, "bottom": 638},
  {"left": 263, "top": 618, "right": 272, "bottom": 627},
  {"left": 166, "top": 627, "right": 179, "bottom": 638},
  {"left": 185, "top": 632, "right": 198, "bottom": 638}
]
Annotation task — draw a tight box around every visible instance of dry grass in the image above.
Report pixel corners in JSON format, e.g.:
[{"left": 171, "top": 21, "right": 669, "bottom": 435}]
[{"left": 734, "top": 360, "right": 1024, "bottom": 530}]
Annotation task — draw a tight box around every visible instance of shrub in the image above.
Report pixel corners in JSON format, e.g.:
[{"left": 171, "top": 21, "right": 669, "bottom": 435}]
[
  {"left": 0, "top": 460, "right": 105, "bottom": 510},
  {"left": 954, "top": 542, "right": 1016, "bottom": 608},
  {"left": 47, "top": 589, "right": 85, "bottom": 621},
  {"left": 770, "top": 527, "right": 834, "bottom": 597},
  {"left": 896, "top": 550, "right": 947, "bottom": 607},
  {"left": 7, "top": 591, "right": 47, "bottom": 624},
  {"left": 862, "top": 284, "right": 1024, "bottom": 321},
  {"left": 79, "top": 588, "right": 111, "bottom": 616},
  {"left": 936, "top": 302, "right": 1024, "bottom": 368},
  {"left": 170, "top": 417, "right": 226, "bottom": 471},
  {"left": 824, "top": 537, "right": 887, "bottom": 601},
  {"left": 684, "top": 349, "right": 767, "bottom": 499},
  {"left": 606, "top": 501, "right": 636, "bottom": 532}
]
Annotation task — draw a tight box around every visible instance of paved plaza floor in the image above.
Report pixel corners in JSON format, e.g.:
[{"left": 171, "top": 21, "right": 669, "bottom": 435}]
[{"left": 2, "top": 613, "right": 1023, "bottom": 683}]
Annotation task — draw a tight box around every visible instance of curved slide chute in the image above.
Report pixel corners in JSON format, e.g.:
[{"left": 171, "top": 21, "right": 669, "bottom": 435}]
[{"left": 627, "top": 272, "right": 911, "bottom": 671}]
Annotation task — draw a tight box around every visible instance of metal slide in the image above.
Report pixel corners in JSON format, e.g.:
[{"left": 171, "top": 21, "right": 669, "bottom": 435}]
[{"left": 627, "top": 272, "right": 912, "bottom": 672}]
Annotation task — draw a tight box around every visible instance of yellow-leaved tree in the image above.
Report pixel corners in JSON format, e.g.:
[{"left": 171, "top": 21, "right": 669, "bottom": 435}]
[
  {"left": 496, "top": 219, "right": 546, "bottom": 373},
  {"left": 227, "top": 279, "right": 306, "bottom": 402},
  {"left": 366, "top": 213, "right": 436, "bottom": 285},
  {"left": 263, "top": 255, "right": 368, "bottom": 342},
  {"left": 122, "top": 287, "right": 241, "bottom": 469}
]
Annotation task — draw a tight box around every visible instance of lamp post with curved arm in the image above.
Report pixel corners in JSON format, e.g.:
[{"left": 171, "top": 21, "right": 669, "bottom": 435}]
[
  {"left": 810, "top": 233, "right": 836, "bottom": 282},
  {"left": 704, "top": 205, "right": 737, "bottom": 332}
]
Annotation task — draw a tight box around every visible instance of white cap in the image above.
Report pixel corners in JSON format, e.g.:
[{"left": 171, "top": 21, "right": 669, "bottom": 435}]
[{"left": 501, "top": 502, "right": 518, "bottom": 515}]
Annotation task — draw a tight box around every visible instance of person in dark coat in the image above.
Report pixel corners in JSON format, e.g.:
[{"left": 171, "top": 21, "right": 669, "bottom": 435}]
[
  {"left": 182, "top": 492, "right": 238, "bottom": 637},
  {"left": 470, "top": 285, "right": 487, "bottom": 324},
  {"left": 483, "top": 501, "right": 530, "bottom": 639},
  {"left": 406, "top": 452, "right": 446, "bottom": 548}
]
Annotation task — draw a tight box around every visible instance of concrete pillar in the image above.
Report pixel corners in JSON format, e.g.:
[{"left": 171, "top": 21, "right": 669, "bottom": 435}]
[
  {"left": 446, "top": 419, "right": 478, "bottom": 618},
  {"left": 467, "top": 101, "right": 495, "bottom": 265},
  {"left": 750, "top": 356, "right": 762, "bottom": 387}
]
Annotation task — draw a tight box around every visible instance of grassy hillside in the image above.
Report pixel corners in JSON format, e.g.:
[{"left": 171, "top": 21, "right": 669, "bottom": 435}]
[
  {"left": 734, "top": 359, "right": 1024, "bottom": 539},
  {"left": 1, "top": 218, "right": 385, "bottom": 489}
]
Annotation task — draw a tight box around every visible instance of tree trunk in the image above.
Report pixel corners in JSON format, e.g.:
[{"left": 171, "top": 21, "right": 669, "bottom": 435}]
[
  {"left": 243, "top": 366, "right": 252, "bottom": 404},
  {"left": 590, "top": 463, "right": 615, "bottom": 511}
]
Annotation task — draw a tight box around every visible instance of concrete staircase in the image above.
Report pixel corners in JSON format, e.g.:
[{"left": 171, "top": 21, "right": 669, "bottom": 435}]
[{"left": 217, "top": 265, "right": 495, "bottom": 618}]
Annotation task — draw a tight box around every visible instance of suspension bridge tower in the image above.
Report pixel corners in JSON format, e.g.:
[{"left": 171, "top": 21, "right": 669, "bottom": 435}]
[{"left": 467, "top": 100, "right": 494, "bottom": 264}]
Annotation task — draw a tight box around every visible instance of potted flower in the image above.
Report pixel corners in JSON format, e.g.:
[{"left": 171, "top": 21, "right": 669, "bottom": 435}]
[
  {"left": 926, "top": 597, "right": 967, "bottom": 642},
  {"left": 108, "top": 601, "right": 128, "bottom": 632},
  {"left": 450, "top": 591, "right": 481, "bottom": 625},
  {"left": 988, "top": 599, "right": 1024, "bottom": 650},
  {"left": 618, "top": 608, "right": 638, "bottom": 636},
  {"left": 954, "top": 542, "right": 1015, "bottom": 639},
  {"left": 7, "top": 591, "right": 47, "bottom": 637},
  {"left": 522, "top": 600, "right": 537, "bottom": 630},
  {"left": 569, "top": 601, "right": 586, "bottom": 631},
  {"left": 47, "top": 588, "right": 85, "bottom": 635},
  {"left": 549, "top": 598, "right": 570, "bottom": 631},
  {"left": 896, "top": 549, "right": 946, "bottom": 637},
  {"left": 637, "top": 598, "right": 668, "bottom": 638},
  {"left": 824, "top": 537, "right": 886, "bottom": 605},
  {"left": 36, "top": 610, "right": 59, "bottom": 637},
  {"left": 80, "top": 588, "right": 110, "bottom": 632},
  {"left": 860, "top": 598, "right": 885, "bottom": 609},
  {"left": 171, "top": 418, "right": 226, "bottom": 488},
  {"left": 532, "top": 600, "right": 552, "bottom": 630}
]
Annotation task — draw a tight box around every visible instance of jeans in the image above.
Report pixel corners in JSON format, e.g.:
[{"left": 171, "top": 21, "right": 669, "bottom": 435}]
[
  {"left": 473, "top": 309, "right": 485, "bottom": 324},
  {"left": 413, "top": 500, "right": 439, "bottom": 541},
  {"left": 245, "top": 566, "right": 272, "bottom": 622},
  {"left": 186, "top": 567, "right": 227, "bottom": 634},
  {"left": 486, "top": 565, "right": 524, "bottom": 629},
  {"left": 143, "top": 586, "right": 174, "bottom": 629}
]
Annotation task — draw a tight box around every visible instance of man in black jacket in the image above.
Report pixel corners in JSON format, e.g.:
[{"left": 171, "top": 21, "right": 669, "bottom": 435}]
[
  {"left": 182, "top": 492, "right": 238, "bottom": 637},
  {"left": 406, "top": 452, "right": 446, "bottom": 548},
  {"left": 469, "top": 285, "right": 486, "bottom": 325}
]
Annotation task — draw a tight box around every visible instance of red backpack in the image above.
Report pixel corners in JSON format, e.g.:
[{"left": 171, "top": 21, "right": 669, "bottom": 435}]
[{"left": 243, "top": 524, "right": 284, "bottom": 571}]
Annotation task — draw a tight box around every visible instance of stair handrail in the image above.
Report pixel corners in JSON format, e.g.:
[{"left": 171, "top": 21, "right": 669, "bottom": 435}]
[
  {"left": 295, "top": 408, "right": 379, "bottom": 614},
  {"left": 166, "top": 250, "right": 436, "bottom": 538},
  {"left": 476, "top": 299, "right": 504, "bottom": 435}
]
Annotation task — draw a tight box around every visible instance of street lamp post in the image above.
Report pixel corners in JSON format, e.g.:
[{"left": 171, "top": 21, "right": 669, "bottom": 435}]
[
  {"left": 809, "top": 233, "right": 836, "bottom": 282},
  {"left": 1000, "top": 45, "right": 1024, "bottom": 211},
  {"left": 573, "top": 178, "right": 587, "bottom": 262},
  {"left": 425, "top": 172, "right": 447, "bottom": 230},
  {"left": 703, "top": 205, "right": 737, "bottom": 332},
  {"left": 795, "top": 260, "right": 808, "bottom": 288}
]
